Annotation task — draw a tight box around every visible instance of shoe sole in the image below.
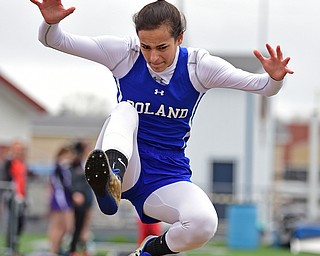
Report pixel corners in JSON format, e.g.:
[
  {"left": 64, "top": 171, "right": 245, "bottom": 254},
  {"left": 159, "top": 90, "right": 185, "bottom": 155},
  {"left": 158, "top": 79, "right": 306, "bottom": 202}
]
[{"left": 85, "top": 149, "right": 121, "bottom": 205}]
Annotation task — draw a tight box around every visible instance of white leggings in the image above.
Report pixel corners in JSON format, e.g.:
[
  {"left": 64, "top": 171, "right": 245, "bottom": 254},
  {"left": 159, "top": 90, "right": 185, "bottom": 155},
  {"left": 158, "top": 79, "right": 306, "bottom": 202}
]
[{"left": 95, "top": 102, "right": 218, "bottom": 252}]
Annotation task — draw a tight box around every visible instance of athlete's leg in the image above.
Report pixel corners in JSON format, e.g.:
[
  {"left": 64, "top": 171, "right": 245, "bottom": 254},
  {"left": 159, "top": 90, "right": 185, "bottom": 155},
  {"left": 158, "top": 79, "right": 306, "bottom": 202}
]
[
  {"left": 98, "top": 101, "right": 141, "bottom": 191},
  {"left": 141, "top": 181, "right": 218, "bottom": 255},
  {"left": 85, "top": 102, "right": 140, "bottom": 214}
]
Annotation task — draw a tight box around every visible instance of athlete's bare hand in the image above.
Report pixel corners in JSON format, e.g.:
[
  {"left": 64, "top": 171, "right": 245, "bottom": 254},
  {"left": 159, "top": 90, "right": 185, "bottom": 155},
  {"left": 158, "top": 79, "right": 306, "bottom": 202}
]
[
  {"left": 30, "top": 0, "right": 75, "bottom": 24},
  {"left": 254, "top": 44, "right": 294, "bottom": 81}
]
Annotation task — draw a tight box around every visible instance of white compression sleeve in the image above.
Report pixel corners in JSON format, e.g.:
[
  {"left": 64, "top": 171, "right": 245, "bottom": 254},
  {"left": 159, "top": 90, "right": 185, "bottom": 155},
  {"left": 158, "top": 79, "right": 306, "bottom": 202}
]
[{"left": 101, "top": 102, "right": 138, "bottom": 160}]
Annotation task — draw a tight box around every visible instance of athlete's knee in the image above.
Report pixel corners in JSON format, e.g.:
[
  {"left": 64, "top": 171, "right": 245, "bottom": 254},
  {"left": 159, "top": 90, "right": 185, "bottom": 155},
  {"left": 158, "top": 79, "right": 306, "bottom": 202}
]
[
  {"left": 117, "top": 101, "right": 138, "bottom": 116},
  {"left": 114, "top": 101, "right": 139, "bottom": 126},
  {"left": 187, "top": 210, "right": 218, "bottom": 246}
]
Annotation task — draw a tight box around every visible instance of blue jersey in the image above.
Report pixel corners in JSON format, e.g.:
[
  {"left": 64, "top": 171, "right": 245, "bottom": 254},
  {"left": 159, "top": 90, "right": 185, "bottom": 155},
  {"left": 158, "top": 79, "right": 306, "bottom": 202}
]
[{"left": 115, "top": 47, "right": 205, "bottom": 150}]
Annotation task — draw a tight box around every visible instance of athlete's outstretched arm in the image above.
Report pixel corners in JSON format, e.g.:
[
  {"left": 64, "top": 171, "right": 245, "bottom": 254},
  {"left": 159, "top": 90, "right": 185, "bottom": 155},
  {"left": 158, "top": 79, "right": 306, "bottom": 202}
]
[
  {"left": 254, "top": 44, "right": 294, "bottom": 81},
  {"left": 30, "top": 0, "right": 75, "bottom": 24}
]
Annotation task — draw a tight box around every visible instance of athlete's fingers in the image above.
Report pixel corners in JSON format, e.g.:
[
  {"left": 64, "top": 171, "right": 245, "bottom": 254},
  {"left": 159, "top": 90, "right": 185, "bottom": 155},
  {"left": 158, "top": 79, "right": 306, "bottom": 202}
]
[
  {"left": 266, "top": 43, "right": 276, "bottom": 59},
  {"left": 65, "top": 7, "right": 76, "bottom": 16},
  {"left": 286, "top": 68, "right": 294, "bottom": 74},
  {"left": 253, "top": 49, "right": 265, "bottom": 63},
  {"left": 276, "top": 45, "right": 283, "bottom": 60},
  {"left": 283, "top": 57, "right": 294, "bottom": 74},
  {"left": 283, "top": 56, "right": 290, "bottom": 65},
  {"left": 30, "top": 0, "right": 41, "bottom": 7}
]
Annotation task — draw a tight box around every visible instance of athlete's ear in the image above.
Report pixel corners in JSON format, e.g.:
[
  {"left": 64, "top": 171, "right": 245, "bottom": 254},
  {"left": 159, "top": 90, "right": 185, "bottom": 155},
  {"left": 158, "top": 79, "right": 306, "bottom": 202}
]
[{"left": 177, "top": 33, "right": 183, "bottom": 45}]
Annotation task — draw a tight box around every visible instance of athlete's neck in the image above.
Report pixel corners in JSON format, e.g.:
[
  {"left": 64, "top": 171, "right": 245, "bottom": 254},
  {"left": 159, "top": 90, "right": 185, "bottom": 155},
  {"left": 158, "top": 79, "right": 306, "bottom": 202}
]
[{"left": 147, "top": 46, "right": 180, "bottom": 85}]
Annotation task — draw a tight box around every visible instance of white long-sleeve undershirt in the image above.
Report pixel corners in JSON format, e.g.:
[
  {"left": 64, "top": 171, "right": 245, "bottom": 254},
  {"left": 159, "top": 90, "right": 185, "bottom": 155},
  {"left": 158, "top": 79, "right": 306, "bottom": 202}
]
[{"left": 39, "top": 21, "right": 282, "bottom": 96}]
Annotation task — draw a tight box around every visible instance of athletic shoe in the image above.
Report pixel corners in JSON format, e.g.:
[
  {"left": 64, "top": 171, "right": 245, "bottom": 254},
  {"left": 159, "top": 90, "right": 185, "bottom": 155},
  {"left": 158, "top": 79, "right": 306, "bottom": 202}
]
[
  {"left": 85, "top": 149, "right": 121, "bottom": 210},
  {"left": 129, "top": 235, "right": 157, "bottom": 256}
]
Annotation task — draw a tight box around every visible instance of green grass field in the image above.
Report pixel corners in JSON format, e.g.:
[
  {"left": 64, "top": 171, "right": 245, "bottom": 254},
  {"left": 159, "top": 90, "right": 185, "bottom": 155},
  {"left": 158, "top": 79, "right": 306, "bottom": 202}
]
[{"left": 1, "top": 233, "right": 319, "bottom": 256}]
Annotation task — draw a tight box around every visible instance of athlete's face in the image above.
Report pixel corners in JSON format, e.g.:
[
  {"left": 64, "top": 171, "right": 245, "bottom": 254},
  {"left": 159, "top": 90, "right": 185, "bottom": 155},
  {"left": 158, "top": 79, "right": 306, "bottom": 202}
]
[{"left": 138, "top": 25, "right": 183, "bottom": 73}]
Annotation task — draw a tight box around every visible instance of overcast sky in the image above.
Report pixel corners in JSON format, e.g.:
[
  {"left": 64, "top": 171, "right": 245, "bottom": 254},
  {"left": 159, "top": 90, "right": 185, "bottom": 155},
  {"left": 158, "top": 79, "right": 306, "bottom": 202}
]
[{"left": 1, "top": 0, "right": 319, "bottom": 120}]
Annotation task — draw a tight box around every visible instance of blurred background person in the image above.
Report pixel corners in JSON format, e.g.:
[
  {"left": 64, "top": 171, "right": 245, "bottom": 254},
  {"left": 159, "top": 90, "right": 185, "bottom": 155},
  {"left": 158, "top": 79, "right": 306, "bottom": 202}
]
[
  {"left": 2, "top": 140, "right": 28, "bottom": 256},
  {"left": 69, "top": 141, "right": 94, "bottom": 256},
  {"left": 47, "top": 145, "right": 74, "bottom": 255}
]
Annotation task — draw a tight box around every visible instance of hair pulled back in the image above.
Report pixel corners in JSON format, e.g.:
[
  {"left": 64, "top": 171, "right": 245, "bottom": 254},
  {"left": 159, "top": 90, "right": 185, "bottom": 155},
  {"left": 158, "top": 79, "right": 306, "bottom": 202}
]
[{"left": 133, "top": 0, "right": 186, "bottom": 40}]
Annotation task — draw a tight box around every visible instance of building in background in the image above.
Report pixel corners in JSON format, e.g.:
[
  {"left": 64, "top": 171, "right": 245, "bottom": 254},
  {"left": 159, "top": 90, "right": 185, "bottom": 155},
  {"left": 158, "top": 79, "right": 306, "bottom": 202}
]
[
  {"left": 29, "top": 115, "right": 105, "bottom": 175},
  {"left": 0, "top": 73, "right": 47, "bottom": 162}
]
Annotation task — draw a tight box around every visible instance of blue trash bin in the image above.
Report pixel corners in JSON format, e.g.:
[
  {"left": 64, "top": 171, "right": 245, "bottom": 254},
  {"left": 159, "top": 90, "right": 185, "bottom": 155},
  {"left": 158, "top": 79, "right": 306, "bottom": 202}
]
[{"left": 227, "top": 204, "right": 259, "bottom": 249}]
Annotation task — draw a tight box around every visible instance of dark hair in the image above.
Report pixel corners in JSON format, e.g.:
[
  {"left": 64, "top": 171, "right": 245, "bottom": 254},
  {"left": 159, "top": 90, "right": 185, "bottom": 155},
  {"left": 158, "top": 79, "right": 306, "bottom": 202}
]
[
  {"left": 71, "top": 141, "right": 88, "bottom": 166},
  {"left": 55, "top": 145, "right": 72, "bottom": 160},
  {"left": 133, "top": 0, "right": 186, "bottom": 40},
  {"left": 73, "top": 141, "right": 85, "bottom": 156}
]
